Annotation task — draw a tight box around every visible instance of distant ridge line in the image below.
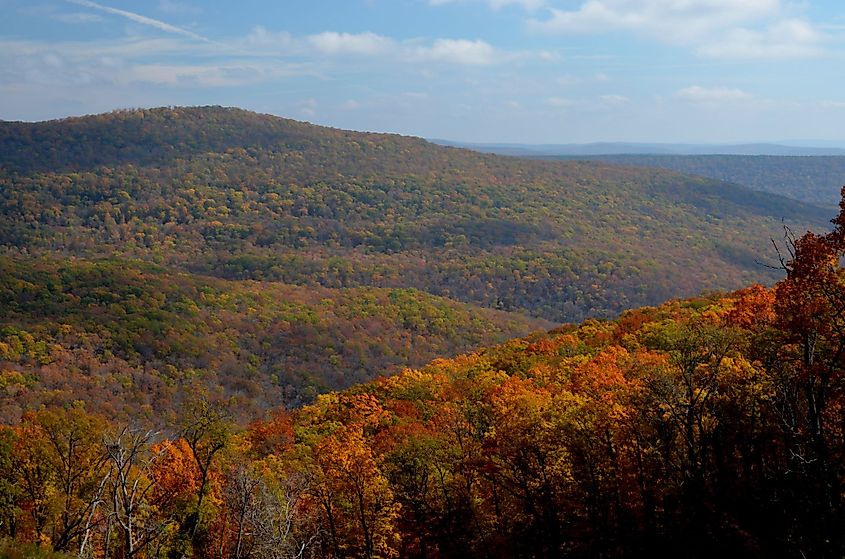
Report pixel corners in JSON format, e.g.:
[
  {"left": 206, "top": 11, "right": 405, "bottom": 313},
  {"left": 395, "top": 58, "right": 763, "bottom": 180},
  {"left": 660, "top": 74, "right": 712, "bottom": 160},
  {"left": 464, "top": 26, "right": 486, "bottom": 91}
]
[{"left": 431, "top": 139, "right": 845, "bottom": 157}]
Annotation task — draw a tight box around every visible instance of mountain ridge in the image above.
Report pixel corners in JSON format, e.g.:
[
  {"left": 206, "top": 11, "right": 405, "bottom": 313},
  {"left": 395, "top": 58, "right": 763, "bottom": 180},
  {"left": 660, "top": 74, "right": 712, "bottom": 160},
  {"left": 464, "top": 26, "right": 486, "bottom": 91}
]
[{"left": 0, "top": 106, "right": 831, "bottom": 324}]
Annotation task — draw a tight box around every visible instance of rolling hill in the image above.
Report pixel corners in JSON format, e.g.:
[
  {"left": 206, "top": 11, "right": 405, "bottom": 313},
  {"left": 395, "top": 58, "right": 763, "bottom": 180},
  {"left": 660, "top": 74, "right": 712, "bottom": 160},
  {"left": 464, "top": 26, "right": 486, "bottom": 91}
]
[
  {"left": 1, "top": 108, "right": 843, "bottom": 557},
  {"left": 0, "top": 107, "right": 831, "bottom": 326},
  {"left": 0, "top": 256, "right": 547, "bottom": 423}
]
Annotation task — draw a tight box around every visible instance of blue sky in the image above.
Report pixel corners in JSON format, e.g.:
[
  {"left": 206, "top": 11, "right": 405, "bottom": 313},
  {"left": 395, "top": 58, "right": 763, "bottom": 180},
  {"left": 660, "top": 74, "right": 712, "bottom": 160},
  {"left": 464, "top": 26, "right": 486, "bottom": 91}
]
[{"left": 2, "top": 0, "right": 844, "bottom": 143}]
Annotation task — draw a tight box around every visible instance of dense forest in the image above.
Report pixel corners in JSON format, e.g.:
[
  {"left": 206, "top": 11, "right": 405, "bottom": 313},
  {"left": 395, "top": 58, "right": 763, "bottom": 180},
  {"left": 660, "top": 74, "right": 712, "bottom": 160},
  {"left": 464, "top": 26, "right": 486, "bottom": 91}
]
[
  {"left": 0, "top": 107, "right": 830, "bottom": 325},
  {"left": 2, "top": 107, "right": 844, "bottom": 557},
  {"left": 548, "top": 154, "right": 845, "bottom": 208},
  {"left": 0, "top": 256, "right": 546, "bottom": 423},
  {"left": 1, "top": 189, "right": 843, "bottom": 558}
]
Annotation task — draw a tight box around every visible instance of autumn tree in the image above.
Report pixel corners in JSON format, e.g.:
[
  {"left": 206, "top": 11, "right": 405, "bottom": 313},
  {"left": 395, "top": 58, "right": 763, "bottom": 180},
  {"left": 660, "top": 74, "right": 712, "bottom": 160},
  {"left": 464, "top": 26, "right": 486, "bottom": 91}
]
[
  {"left": 9, "top": 408, "right": 111, "bottom": 553},
  {"left": 769, "top": 185, "right": 845, "bottom": 555},
  {"left": 179, "top": 396, "right": 231, "bottom": 540},
  {"left": 643, "top": 322, "right": 739, "bottom": 521},
  {"left": 0, "top": 428, "right": 19, "bottom": 539}
]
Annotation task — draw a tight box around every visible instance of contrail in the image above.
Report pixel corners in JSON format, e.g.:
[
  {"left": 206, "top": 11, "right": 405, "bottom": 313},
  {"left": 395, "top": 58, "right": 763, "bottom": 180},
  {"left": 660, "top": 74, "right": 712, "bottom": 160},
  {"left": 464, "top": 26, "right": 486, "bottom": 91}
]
[{"left": 67, "top": 0, "right": 209, "bottom": 42}]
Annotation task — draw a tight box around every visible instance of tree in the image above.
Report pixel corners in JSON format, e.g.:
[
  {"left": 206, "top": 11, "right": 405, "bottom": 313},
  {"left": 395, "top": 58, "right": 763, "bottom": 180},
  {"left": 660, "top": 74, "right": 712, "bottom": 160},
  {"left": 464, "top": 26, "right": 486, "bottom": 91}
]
[
  {"left": 179, "top": 397, "right": 231, "bottom": 540},
  {"left": 643, "top": 322, "right": 739, "bottom": 522},
  {"left": 0, "top": 428, "right": 19, "bottom": 539},
  {"left": 312, "top": 425, "right": 400, "bottom": 559},
  {"left": 220, "top": 464, "right": 320, "bottom": 559},
  {"left": 103, "top": 426, "right": 166, "bottom": 559},
  {"left": 10, "top": 408, "right": 110, "bottom": 553},
  {"left": 769, "top": 186, "right": 845, "bottom": 555}
]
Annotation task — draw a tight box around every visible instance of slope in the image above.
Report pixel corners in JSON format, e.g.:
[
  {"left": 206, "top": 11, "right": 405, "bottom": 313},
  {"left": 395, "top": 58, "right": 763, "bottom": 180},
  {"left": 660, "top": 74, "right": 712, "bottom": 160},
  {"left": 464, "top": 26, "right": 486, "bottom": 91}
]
[
  {"left": 0, "top": 106, "right": 831, "bottom": 324},
  {"left": 0, "top": 256, "right": 547, "bottom": 423}
]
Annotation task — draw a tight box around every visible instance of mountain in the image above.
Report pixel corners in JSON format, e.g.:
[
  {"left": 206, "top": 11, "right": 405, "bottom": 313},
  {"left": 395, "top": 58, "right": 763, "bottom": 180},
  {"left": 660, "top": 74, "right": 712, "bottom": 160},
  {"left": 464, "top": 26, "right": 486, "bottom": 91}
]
[
  {"left": 541, "top": 154, "right": 845, "bottom": 208},
  {"left": 433, "top": 139, "right": 845, "bottom": 157},
  {"left": 0, "top": 107, "right": 830, "bottom": 328},
  {"left": 1, "top": 108, "right": 843, "bottom": 557}
]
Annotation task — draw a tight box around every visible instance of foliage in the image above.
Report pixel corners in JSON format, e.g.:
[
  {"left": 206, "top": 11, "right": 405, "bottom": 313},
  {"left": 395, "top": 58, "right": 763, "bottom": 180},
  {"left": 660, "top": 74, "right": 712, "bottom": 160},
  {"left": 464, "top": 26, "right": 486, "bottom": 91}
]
[
  {"left": 3, "top": 268, "right": 845, "bottom": 557},
  {"left": 0, "top": 539, "right": 73, "bottom": 559},
  {"left": 0, "top": 256, "right": 545, "bottom": 421},
  {"left": 2, "top": 107, "right": 844, "bottom": 557},
  {"left": 0, "top": 107, "right": 828, "bottom": 324}
]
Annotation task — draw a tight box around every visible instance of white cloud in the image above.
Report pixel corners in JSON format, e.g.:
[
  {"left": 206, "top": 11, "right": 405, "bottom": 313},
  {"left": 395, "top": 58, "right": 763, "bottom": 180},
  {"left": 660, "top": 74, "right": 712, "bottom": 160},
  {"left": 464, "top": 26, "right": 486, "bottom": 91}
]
[
  {"left": 299, "top": 32, "right": 501, "bottom": 66},
  {"left": 307, "top": 32, "right": 394, "bottom": 56},
  {"left": 413, "top": 39, "right": 496, "bottom": 65},
  {"left": 300, "top": 32, "right": 505, "bottom": 66},
  {"left": 243, "top": 27, "right": 295, "bottom": 51},
  {"left": 675, "top": 85, "right": 753, "bottom": 104},
  {"left": 121, "top": 62, "right": 300, "bottom": 87},
  {"left": 528, "top": 0, "right": 826, "bottom": 59},
  {"left": 697, "top": 18, "right": 825, "bottom": 59},
  {"left": 529, "top": 0, "right": 779, "bottom": 40}
]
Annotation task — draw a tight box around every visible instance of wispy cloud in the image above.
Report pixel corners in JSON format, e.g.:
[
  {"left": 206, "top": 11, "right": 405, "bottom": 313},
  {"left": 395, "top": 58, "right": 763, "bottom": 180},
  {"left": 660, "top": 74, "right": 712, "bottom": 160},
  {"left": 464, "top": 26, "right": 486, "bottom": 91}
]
[
  {"left": 430, "top": 0, "right": 546, "bottom": 10},
  {"left": 0, "top": 37, "right": 307, "bottom": 94},
  {"left": 119, "top": 62, "right": 305, "bottom": 87},
  {"left": 697, "top": 19, "right": 825, "bottom": 59},
  {"left": 528, "top": 0, "right": 828, "bottom": 60},
  {"left": 0, "top": 25, "right": 534, "bottom": 97},
  {"left": 301, "top": 31, "right": 527, "bottom": 66},
  {"left": 599, "top": 94, "right": 628, "bottom": 105},
  {"left": 528, "top": 0, "right": 779, "bottom": 38},
  {"left": 307, "top": 32, "right": 394, "bottom": 56},
  {"left": 412, "top": 39, "right": 497, "bottom": 65},
  {"left": 66, "top": 0, "right": 208, "bottom": 42}
]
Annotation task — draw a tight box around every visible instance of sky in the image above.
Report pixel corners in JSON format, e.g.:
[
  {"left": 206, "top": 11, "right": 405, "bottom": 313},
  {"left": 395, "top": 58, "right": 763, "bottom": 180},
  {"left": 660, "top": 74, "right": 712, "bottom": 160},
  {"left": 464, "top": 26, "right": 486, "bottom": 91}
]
[{"left": 1, "top": 0, "right": 845, "bottom": 144}]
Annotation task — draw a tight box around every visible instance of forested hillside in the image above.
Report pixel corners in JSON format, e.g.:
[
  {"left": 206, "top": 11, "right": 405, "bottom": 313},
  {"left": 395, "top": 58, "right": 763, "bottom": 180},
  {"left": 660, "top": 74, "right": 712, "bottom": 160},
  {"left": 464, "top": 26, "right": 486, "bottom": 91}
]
[
  {"left": 0, "top": 256, "right": 546, "bottom": 423},
  {"left": 0, "top": 107, "right": 831, "bottom": 324},
  {"left": 549, "top": 154, "right": 845, "bottom": 207},
  {"left": 2, "top": 191, "right": 843, "bottom": 558}
]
